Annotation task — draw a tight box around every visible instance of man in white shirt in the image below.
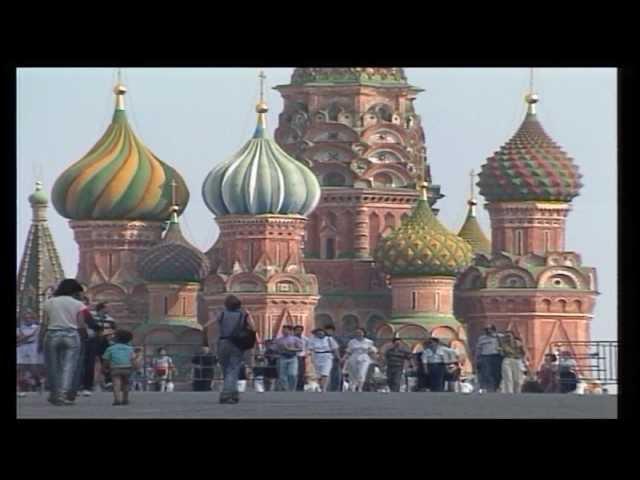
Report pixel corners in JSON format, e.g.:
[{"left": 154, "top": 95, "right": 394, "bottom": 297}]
[
  {"left": 421, "top": 337, "right": 448, "bottom": 392},
  {"left": 474, "top": 325, "right": 502, "bottom": 392},
  {"left": 293, "top": 325, "right": 309, "bottom": 391}
]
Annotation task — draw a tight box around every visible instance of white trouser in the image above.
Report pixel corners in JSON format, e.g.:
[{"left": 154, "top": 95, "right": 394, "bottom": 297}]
[{"left": 501, "top": 358, "right": 523, "bottom": 393}]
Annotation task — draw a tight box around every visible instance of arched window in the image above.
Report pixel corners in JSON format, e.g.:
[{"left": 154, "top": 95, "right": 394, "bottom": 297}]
[
  {"left": 542, "top": 299, "right": 552, "bottom": 312},
  {"left": 108, "top": 253, "right": 114, "bottom": 277},
  {"left": 164, "top": 296, "right": 168, "bottom": 315},
  {"left": 373, "top": 172, "right": 394, "bottom": 188},
  {"left": 182, "top": 297, "right": 187, "bottom": 316},
  {"left": 412, "top": 291, "right": 417, "bottom": 310},
  {"left": 315, "top": 313, "right": 334, "bottom": 328},
  {"left": 435, "top": 291, "right": 441, "bottom": 311},
  {"left": 341, "top": 315, "right": 359, "bottom": 336},
  {"left": 325, "top": 238, "right": 336, "bottom": 259},
  {"left": 558, "top": 299, "right": 567, "bottom": 313},
  {"left": 573, "top": 300, "right": 582, "bottom": 313},
  {"left": 323, "top": 172, "right": 346, "bottom": 186}
]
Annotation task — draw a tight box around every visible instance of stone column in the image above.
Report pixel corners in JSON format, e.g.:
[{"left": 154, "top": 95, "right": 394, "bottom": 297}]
[{"left": 353, "top": 206, "right": 370, "bottom": 258}]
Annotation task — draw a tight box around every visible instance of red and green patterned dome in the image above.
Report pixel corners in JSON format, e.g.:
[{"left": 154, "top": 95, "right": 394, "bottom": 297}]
[
  {"left": 478, "top": 94, "right": 582, "bottom": 203},
  {"left": 52, "top": 82, "right": 189, "bottom": 221}
]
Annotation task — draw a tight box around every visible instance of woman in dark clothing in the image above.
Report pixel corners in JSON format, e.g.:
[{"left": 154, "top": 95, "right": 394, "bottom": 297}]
[
  {"left": 262, "top": 340, "right": 280, "bottom": 391},
  {"left": 216, "top": 295, "right": 256, "bottom": 404}
]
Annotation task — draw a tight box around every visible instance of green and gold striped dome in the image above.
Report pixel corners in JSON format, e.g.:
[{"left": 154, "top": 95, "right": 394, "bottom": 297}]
[
  {"left": 52, "top": 82, "right": 189, "bottom": 221},
  {"left": 374, "top": 183, "right": 473, "bottom": 277}
]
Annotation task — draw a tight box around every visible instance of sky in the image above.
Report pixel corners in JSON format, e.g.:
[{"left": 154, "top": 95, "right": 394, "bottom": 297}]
[{"left": 16, "top": 68, "right": 617, "bottom": 341}]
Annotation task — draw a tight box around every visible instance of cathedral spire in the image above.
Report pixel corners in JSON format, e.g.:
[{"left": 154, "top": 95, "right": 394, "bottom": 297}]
[
  {"left": 468, "top": 169, "right": 478, "bottom": 217},
  {"left": 114, "top": 68, "right": 127, "bottom": 111},
  {"left": 254, "top": 70, "right": 268, "bottom": 138},
  {"left": 18, "top": 180, "right": 65, "bottom": 324},
  {"left": 525, "top": 67, "right": 539, "bottom": 115}
]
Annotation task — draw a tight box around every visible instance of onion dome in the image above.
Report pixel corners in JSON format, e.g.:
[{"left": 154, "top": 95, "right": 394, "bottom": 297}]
[
  {"left": 291, "top": 67, "right": 409, "bottom": 86},
  {"left": 374, "top": 182, "right": 473, "bottom": 277},
  {"left": 203, "top": 72, "right": 321, "bottom": 217},
  {"left": 478, "top": 92, "right": 582, "bottom": 203},
  {"left": 29, "top": 180, "right": 48, "bottom": 206},
  {"left": 138, "top": 202, "right": 210, "bottom": 283},
  {"left": 52, "top": 78, "right": 189, "bottom": 221},
  {"left": 457, "top": 170, "right": 491, "bottom": 255}
]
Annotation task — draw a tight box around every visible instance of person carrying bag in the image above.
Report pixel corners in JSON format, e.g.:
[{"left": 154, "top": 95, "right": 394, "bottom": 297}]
[{"left": 216, "top": 295, "right": 256, "bottom": 404}]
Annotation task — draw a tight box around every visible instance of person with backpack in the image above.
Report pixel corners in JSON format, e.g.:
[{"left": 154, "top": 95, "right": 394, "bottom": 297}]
[{"left": 216, "top": 295, "right": 256, "bottom": 404}]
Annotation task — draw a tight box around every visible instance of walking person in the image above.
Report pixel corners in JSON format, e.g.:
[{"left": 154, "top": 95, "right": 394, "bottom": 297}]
[
  {"left": 152, "top": 347, "right": 176, "bottom": 392},
  {"left": 538, "top": 353, "right": 559, "bottom": 393},
  {"left": 558, "top": 351, "right": 579, "bottom": 393},
  {"left": 293, "top": 325, "right": 309, "bottom": 391},
  {"left": 422, "top": 337, "right": 447, "bottom": 392},
  {"left": 192, "top": 345, "right": 216, "bottom": 392},
  {"left": 324, "top": 325, "right": 343, "bottom": 391},
  {"left": 102, "top": 329, "right": 141, "bottom": 405},
  {"left": 498, "top": 331, "right": 527, "bottom": 393},
  {"left": 93, "top": 303, "right": 117, "bottom": 390},
  {"left": 414, "top": 340, "right": 430, "bottom": 392},
  {"left": 17, "top": 310, "right": 45, "bottom": 395},
  {"left": 344, "top": 328, "right": 377, "bottom": 392},
  {"left": 37, "top": 279, "right": 89, "bottom": 406},
  {"left": 217, "top": 295, "right": 257, "bottom": 404},
  {"left": 306, "top": 328, "right": 340, "bottom": 392},
  {"left": 275, "top": 325, "right": 304, "bottom": 392},
  {"left": 262, "top": 340, "right": 280, "bottom": 392},
  {"left": 384, "top": 337, "right": 412, "bottom": 392},
  {"left": 78, "top": 297, "right": 99, "bottom": 396},
  {"left": 474, "top": 325, "right": 502, "bottom": 392}
]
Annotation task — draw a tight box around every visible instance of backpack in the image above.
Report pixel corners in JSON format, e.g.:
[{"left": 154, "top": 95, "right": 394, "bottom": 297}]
[{"left": 225, "top": 310, "right": 257, "bottom": 351}]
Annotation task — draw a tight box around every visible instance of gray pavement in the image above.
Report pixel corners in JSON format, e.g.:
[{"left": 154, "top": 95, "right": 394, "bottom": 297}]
[{"left": 16, "top": 391, "right": 617, "bottom": 419}]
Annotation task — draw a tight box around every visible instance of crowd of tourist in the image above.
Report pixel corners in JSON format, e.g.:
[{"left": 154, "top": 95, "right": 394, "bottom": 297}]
[{"left": 17, "top": 281, "right": 595, "bottom": 407}]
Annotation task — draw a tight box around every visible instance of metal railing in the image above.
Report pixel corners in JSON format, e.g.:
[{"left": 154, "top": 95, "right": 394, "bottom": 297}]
[{"left": 549, "top": 341, "right": 617, "bottom": 386}]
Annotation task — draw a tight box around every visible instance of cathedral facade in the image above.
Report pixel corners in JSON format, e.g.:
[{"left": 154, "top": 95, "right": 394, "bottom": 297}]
[{"left": 18, "top": 67, "right": 598, "bottom": 373}]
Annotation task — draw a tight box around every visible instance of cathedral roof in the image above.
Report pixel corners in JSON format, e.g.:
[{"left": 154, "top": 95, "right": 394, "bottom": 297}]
[
  {"left": 202, "top": 73, "right": 321, "bottom": 217},
  {"left": 52, "top": 79, "right": 189, "bottom": 221},
  {"left": 374, "top": 182, "right": 473, "bottom": 277},
  {"left": 478, "top": 93, "right": 582, "bottom": 203},
  {"left": 138, "top": 206, "right": 210, "bottom": 283},
  {"left": 457, "top": 171, "right": 491, "bottom": 256},
  {"left": 17, "top": 181, "right": 65, "bottom": 323},
  {"left": 290, "top": 68, "right": 411, "bottom": 87}
]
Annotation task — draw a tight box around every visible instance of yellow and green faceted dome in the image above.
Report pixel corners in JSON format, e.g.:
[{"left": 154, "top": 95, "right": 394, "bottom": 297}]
[
  {"left": 52, "top": 85, "right": 189, "bottom": 221},
  {"left": 374, "top": 191, "right": 473, "bottom": 277},
  {"left": 478, "top": 95, "right": 582, "bottom": 203}
]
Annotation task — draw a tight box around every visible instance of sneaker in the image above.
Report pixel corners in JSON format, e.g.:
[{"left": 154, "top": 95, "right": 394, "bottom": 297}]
[
  {"left": 81, "top": 390, "right": 92, "bottom": 397},
  {"left": 62, "top": 399, "right": 75, "bottom": 406},
  {"left": 17, "top": 392, "right": 27, "bottom": 398},
  {"left": 121, "top": 400, "right": 129, "bottom": 405},
  {"left": 113, "top": 400, "right": 121, "bottom": 406}
]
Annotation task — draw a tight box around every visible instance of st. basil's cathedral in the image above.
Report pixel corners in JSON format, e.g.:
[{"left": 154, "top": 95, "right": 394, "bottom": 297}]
[{"left": 17, "top": 68, "right": 598, "bottom": 373}]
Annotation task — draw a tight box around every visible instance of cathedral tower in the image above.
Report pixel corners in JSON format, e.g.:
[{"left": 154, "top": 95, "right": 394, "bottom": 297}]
[
  {"left": 201, "top": 72, "right": 321, "bottom": 344},
  {"left": 274, "top": 67, "right": 443, "bottom": 336},
  {"left": 51, "top": 75, "right": 190, "bottom": 330},
  {"left": 17, "top": 181, "right": 66, "bottom": 324},
  {"left": 456, "top": 77, "right": 598, "bottom": 372}
]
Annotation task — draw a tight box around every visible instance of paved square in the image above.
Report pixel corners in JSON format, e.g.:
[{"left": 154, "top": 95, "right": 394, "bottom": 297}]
[{"left": 16, "top": 391, "right": 617, "bottom": 419}]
